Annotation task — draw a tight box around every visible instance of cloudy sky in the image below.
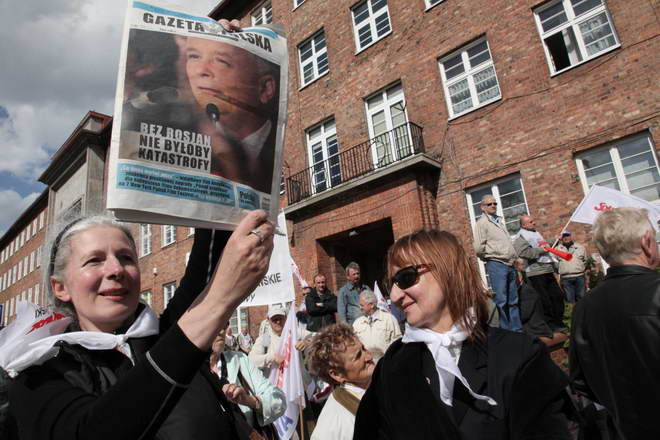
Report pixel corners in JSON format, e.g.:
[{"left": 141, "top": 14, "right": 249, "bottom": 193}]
[{"left": 0, "top": 0, "right": 219, "bottom": 235}]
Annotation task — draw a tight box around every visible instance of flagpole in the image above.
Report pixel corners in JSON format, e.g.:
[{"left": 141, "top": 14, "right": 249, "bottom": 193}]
[
  {"left": 299, "top": 406, "right": 306, "bottom": 440},
  {"left": 551, "top": 217, "right": 574, "bottom": 248}
]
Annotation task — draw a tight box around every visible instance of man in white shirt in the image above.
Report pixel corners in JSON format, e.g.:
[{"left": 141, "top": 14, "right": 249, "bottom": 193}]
[{"left": 352, "top": 291, "right": 401, "bottom": 361}]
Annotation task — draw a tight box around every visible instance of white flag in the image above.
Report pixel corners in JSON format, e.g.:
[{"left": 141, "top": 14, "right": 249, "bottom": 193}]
[
  {"left": 290, "top": 259, "right": 308, "bottom": 288},
  {"left": 373, "top": 282, "right": 390, "bottom": 312},
  {"left": 569, "top": 185, "right": 660, "bottom": 230},
  {"left": 271, "top": 305, "right": 305, "bottom": 439}
]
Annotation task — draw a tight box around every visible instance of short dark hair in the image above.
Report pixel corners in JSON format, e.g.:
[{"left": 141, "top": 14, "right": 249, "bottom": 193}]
[{"left": 308, "top": 323, "right": 359, "bottom": 386}]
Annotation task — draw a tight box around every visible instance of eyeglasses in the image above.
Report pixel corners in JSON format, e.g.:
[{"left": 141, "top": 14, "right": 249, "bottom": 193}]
[
  {"left": 483, "top": 202, "right": 497, "bottom": 207},
  {"left": 389, "top": 264, "right": 431, "bottom": 290}
]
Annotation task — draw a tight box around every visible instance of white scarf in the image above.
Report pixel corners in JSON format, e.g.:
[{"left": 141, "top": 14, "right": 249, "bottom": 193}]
[
  {"left": 402, "top": 323, "right": 497, "bottom": 407},
  {"left": 0, "top": 301, "right": 159, "bottom": 377}
]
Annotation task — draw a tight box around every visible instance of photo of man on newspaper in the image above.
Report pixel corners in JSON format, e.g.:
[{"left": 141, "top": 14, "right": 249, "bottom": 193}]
[{"left": 120, "top": 30, "right": 280, "bottom": 195}]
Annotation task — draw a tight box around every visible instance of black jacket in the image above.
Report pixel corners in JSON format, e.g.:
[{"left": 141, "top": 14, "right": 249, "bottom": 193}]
[
  {"left": 9, "top": 229, "right": 242, "bottom": 440},
  {"left": 354, "top": 327, "right": 571, "bottom": 440},
  {"left": 570, "top": 265, "right": 660, "bottom": 439},
  {"left": 305, "top": 288, "right": 337, "bottom": 332}
]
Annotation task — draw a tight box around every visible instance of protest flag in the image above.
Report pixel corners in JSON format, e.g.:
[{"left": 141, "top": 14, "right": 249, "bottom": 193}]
[
  {"left": 373, "top": 282, "right": 390, "bottom": 313},
  {"left": 272, "top": 305, "right": 305, "bottom": 439},
  {"left": 569, "top": 185, "right": 660, "bottom": 229},
  {"left": 290, "top": 260, "right": 308, "bottom": 288}
]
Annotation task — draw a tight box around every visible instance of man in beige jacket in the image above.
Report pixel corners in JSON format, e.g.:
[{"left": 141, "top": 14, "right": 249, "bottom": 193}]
[
  {"left": 473, "top": 195, "right": 522, "bottom": 331},
  {"left": 557, "top": 231, "right": 587, "bottom": 303}
]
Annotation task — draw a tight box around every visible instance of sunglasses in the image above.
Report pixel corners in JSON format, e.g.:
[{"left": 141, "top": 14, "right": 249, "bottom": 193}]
[
  {"left": 483, "top": 202, "right": 497, "bottom": 207},
  {"left": 389, "top": 264, "right": 431, "bottom": 290}
]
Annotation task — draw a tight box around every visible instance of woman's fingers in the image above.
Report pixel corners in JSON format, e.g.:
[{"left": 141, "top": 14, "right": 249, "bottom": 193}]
[{"left": 218, "top": 18, "right": 242, "bottom": 32}]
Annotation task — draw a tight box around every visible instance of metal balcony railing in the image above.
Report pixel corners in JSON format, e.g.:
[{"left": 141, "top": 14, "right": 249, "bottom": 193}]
[{"left": 286, "top": 122, "right": 425, "bottom": 205}]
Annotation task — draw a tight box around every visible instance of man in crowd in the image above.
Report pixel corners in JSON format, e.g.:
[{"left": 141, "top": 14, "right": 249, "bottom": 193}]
[
  {"left": 473, "top": 195, "right": 522, "bottom": 331},
  {"left": 225, "top": 327, "right": 238, "bottom": 350},
  {"left": 556, "top": 231, "right": 587, "bottom": 303},
  {"left": 238, "top": 326, "right": 253, "bottom": 354},
  {"left": 570, "top": 208, "right": 660, "bottom": 438},
  {"left": 337, "top": 262, "right": 370, "bottom": 325},
  {"left": 513, "top": 215, "right": 566, "bottom": 332},
  {"left": 352, "top": 291, "right": 402, "bottom": 361},
  {"left": 305, "top": 274, "right": 337, "bottom": 332}
]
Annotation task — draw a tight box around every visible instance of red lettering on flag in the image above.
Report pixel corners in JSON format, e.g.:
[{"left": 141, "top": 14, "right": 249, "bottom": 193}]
[
  {"left": 594, "top": 202, "right": 613, "bottom": 212},
  {"left": 26, "top": 313, "right": 66, "bottom": 334}
]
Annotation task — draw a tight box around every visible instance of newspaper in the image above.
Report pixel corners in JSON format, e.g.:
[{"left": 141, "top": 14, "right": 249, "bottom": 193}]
[{"left": 107, "top": 1, "right": 288, "bottom": 229}]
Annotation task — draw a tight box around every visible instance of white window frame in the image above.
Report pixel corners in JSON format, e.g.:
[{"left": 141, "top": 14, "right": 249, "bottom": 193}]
[
  {"left": 351, "top": 0, "right": 392, "bottom": 53},
  {"left": 39, "top": 211, "right": 45, "bottom": 229},
  {"left": 36, "top": 245, "right": 42, "bottom": 268},
  {"left": 163, "top": 282, "right": 176, "bottom": 307},
  {"left": 23, "top": 257, "right": 28, "bottom": 278},
  {"left": 251, "top": 1, "right": 273, "bottom": 25},
  {"left": 425, "top": 0, "right": 444, "bottom": 9},
  {"left": 298, "top": 30, "right": 329, "bottom": 88},
  {"left": 162, "top": 225, "right": 176, "bottom": 247},
  {"left": 533, "top": 0, "right": 620, "bottom": 76},
  {"left": 365, "top": 82, "right": 412, "bottom": 167},
  {"left": 188, "top": 227, "right": 195, "bottom": 236},
  {"left": 29, "top": 251, "right": 35, "bottom": 272},
  {"left": 438, "top": 37, "right": 502, "bottom": 119},
  {"left": 306, "top": 118, "right": 341, "bottom": 195},
  {"left": 466, "top": 175, "right": 531, "bottom": 283},
  {"left": 141, "top": 290, "right": 153, "bottom": 307},
  {"left": 34, "top": 283, "right": 40, "bottom": 306},
  {"left": 293, "top": 0, "right": 306, "bottom": 8},
  {"left": 140, "top": 224, "right": 152, "bottom": 256},
  {"left": 575, "top": 132, "right": 660, "bottom": 202}
]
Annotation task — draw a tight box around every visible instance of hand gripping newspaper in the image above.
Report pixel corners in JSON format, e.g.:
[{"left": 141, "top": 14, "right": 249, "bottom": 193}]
[{"left": 107, "top": 0, "right": 288, "bottom": 229}]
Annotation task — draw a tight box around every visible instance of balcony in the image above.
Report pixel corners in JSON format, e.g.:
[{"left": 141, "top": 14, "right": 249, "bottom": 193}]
[{"left": 286, "top": 122, "right": 427, "bottom": 205}]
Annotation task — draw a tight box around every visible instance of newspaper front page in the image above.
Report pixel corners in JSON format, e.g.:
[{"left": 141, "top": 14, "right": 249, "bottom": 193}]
[{"left": 107, "top": 1, "right": 288, "bottom": 229}]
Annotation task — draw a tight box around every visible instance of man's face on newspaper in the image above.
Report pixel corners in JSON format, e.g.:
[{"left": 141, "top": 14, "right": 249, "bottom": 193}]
[{"left": 186, "top": 37, "right": 275, "bottom": 140}]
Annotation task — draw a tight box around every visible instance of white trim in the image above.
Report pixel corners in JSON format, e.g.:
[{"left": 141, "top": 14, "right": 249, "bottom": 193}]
[
  {"left": 298, "top": 30, "right": 329, "bottom": 88},
  {"left": 364, "top": 82, "right": 411, "bottom": 167},
  {"left": 306, "top": 117, "right": 341, "bottom": 195},
  {"left": 162, "top": 225, "right": 176, "bottom": 247},
  {"left": 424, "top": 0, "right": 445, "bottom": 10},
  {"left": 141, "top": 224, "right": 153, "bottom": 256},
  {"left": 251, "top": 1, "right": 273, "bottom": 25},
  {"left": 351, "top": 0, "right": 392, "bottom": 53}
]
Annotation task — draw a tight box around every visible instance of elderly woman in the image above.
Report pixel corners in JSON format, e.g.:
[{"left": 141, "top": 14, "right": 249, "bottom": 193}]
[
  {"left": 354, "top": 230, "right": 571, "bottom": 440},
  {"left": 209, "top": 328, "right": 285, "bottom": 431},
  {"left": 308, "top": 323, "right": 375, "bottom": 440},
  {"left": 6, "top": 210, "right": 274, "bottom": 440}
]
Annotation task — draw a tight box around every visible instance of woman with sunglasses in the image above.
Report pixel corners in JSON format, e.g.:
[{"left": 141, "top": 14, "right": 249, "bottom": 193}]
[{"left": 354, "top": 230, "right": 571, "bottom": 440}]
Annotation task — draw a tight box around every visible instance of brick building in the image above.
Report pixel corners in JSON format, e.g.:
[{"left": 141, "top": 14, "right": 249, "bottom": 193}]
[
  {"left": 1, "top": 0, "right": 658, "bottom": 335},
  {"left": 211, "top": 0, "right": 659, "bottom": 298}
]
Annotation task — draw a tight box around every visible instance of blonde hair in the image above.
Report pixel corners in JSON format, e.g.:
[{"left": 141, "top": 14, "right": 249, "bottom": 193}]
[
  {"left": 387, "top": 229, "right": 489, "bottom": 342},
  {"left": 592, "top": 208, "right": 654, "bottom": 265}
]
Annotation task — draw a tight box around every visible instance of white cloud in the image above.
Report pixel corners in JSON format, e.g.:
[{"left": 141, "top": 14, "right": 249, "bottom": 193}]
[{"left": 0, "top": 189, "right": 40, "bottom": 236}]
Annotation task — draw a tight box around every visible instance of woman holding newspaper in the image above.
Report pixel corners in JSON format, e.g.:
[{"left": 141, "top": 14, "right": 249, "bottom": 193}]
[{"left": 5, "top": 208, "right": 274, "bottom": 440}]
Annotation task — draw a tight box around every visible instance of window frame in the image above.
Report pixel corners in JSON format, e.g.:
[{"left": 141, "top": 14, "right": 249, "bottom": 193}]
[
  {"left": 351, "top": 0, "right": 393, "bottom": 53},
  {"left": 140, "top": 224, "right": 152, "bottom": 256},
  {"left": 533, "top": 0, "right": 620, "bottom": 76},
  {"left": 251, "top": 1, "right": 273, "bottom": 25},
  {"left": 575, "top": 132, "right": 660, "bottom": 202},
  {"left": 306, "top": 117, "right": 341, "bottom": 195},
  {"left": 141, "top": 290, "right": 153, "bottom": 307},
  {"left": 162, "top": 225, "right": 176, "bottom": 247},
  {"left": 364, "top": 82, "right": 411, "bottom": 167},
  {"left": 438, "top": 37, "right": 502, "bottom": 119},
  {"left": 298, "top": 29, "right": 329, "bottom": 88},
  {"left": 163, "top": 282, "right": 176, "bottom": 307},
  {"left": 425, "top": 0, "right": 445, "bottom": 10}
]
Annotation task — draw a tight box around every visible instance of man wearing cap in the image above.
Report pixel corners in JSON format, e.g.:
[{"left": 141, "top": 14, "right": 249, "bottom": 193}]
[
  {"left": 473, "top": 195, "right": 522, "bottom": 331},
  {"left": 556, "top": 231, "right": 587, "bottom": 303},
  {"left": 249, "top": 304, "right": 311, "bottom": 377}
]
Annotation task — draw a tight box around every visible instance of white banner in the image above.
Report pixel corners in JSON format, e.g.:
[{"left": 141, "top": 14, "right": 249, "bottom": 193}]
[
  {"left": 270, "top": 305, "right": 305, "bottom": 439},
  {"left": 240, "top": 212, "right": 295, "bottom": 307},
  {"left": 569, "top": 185, "right": 660, "bottom": 230},
  {"left": 373, "top": 282, "right": 390, "bottom": 313}
]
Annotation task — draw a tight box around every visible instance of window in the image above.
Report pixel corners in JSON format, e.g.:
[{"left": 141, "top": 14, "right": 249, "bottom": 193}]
[
  {"left": 163, "top": 282, "right": 176, "bottom": 307},
  {"left": 351, "top": 0, "right": 392, "bottom": 52},
  {"left": 188, "top": 227, "right": 195, "bottom": 236},
  {"left": 19, "top": 230, "right": 24, "bottom": 247},
  {"left": 34, "top": 283, "right": 40, "bottom": 306},
  {"left": 141, "top": 290, "right": 152, "bottom": 307},
  {"left": 36, "top": 245, "right": 42, "bottom": 268},
  {"left": 299, "top": 30, "right": 329, "bottom": 87},
  {"left": 23, "top": 257, "right": 28, "bottom": 278},
  {"left": 162, "top": 225, "right": 176, "bottom": 247},
  {"left": 466, "top": 175, "right": 530, "bottom": 236},
  {"left": 306, "top": 118, "right": 341, "bottom": 194},
  {"left": 251, "top": 1, "right": 272, "bottom": 25},
  {"left": 31, "top": 220, "right": 36, "bottom": 237},
  {"left": 365, "top": 82, "right": 412, "bottom": 166},
  {"left": 576, "top": 132, "right": 660, "bottom": 202},
  {"left": 294, "top": 0, "right": 306, "bottom": 8},
  {"left": 39, "top": 211, "right": 45, "bottom": 229},
  {"left": 27, "top": 287, "right": 33, "bottom": 304},
  {"left": 140, "top": 224, "right": 152, "bottom": 256},
  {"left": 228, "top": 307, "right": 249, "bottom": 335},
  {"left": 534, "top": 0, "right": 619, "bottom": 75},
  {"left": 425, "top": 0, "right": 444, "bottom": 8},
  {"left": 17, "top": 260, "right": 22, "bottom": 280},
  {"left": 29, "top": 251, "right": 35, "bottom": 272},
  {"left": 439, "top": 38, "right": 501, "bottom": 118}
]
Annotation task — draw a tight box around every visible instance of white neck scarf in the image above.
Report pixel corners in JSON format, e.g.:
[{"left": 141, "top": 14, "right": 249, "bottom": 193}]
[
  {"left": 0, "top": 301, "right": 159, "bottom": 377},
  {"left": 402, "top": 323, "right": 497, "bottom": 407}
]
